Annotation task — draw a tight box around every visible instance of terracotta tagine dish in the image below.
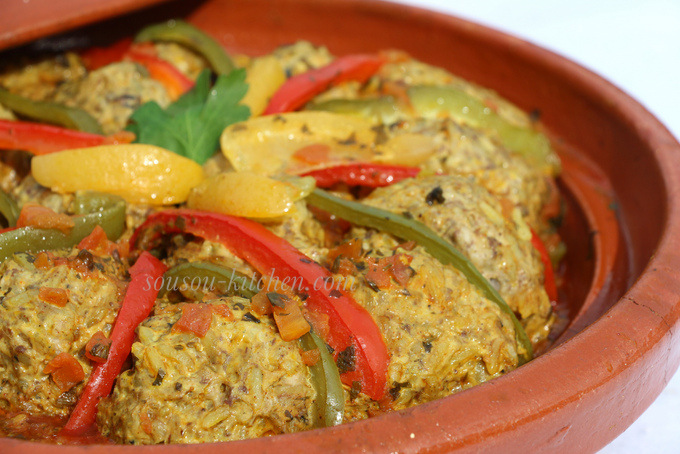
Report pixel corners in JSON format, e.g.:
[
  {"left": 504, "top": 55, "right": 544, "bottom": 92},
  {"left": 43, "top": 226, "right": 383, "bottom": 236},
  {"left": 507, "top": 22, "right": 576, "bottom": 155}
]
[{"left": 1, "top": 0, "right": 679, "bottom": 452}]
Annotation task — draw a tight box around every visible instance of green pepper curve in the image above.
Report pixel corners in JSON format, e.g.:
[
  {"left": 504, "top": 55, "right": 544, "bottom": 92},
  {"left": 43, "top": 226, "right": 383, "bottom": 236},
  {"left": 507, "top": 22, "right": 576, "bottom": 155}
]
[
  {"left": 0, "top": 192, "right": 125, "bottom": 263},
  {"left": 306, "top": 188, "right": 533, "bottom": 364},
  {"left": 308, "top": 96, "right": 404, "bottom": 124},
  {"left": 309, "top": 86, "right": 559, "bottom": 175},
  {"left": 299, "top": 331, "right": 345, "bottom": 427},
  {"left": 408, "top": 85, "right": 558, "bottom": 174},
  {"left": 0, "top": 189, "right": 19, "bottom": 228},
  {"left": 160, "top": 261, "right": 258, "bottom": 299},
  {"left": 135, "top": 19, "right": 235, "bottom": 75},
  {"left": 0, "top": 87, "right": 103, "bottom": 134}
]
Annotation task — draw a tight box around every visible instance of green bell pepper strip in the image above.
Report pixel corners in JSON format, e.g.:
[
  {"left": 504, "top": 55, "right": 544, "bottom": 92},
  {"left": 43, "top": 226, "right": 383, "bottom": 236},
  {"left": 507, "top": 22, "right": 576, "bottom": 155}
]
[
  {"left": 310, "top": 88, "right": 558, "bottom": 175},
  {"left": 0, "top": 192, "right": 125, "bottom": 263},
  {"left": 0, "top": 87, "right": 103, "bottom": 134},
  {"left": 308, "top": 96, "right": 404, "bottom": 123},
  {"left": 408, "top": 86, "right": 558, "bottom": 174},
  {"left": 160, "top": 261, "right": 258, "bottom": 299},
  {"left": 71, "top": 191, "right": 123, "bottom": 216},
  {"left": 299, "top": 331, "right": 344, "bottom": 427},
  {"left": 307, "top": 188, "right": 533, "bottom": 364},
  {"left": 135, "top": 19, "right": 235, "bottom": 75},
  {"left": 0, "top": 189, "right": 19, "bottom": 228}
]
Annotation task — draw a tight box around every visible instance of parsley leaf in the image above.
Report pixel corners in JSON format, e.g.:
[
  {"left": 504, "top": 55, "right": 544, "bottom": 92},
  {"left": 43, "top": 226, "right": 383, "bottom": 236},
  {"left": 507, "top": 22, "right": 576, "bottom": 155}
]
[{"left": 127, "top": 69, "right": 250, "bottom": 164}]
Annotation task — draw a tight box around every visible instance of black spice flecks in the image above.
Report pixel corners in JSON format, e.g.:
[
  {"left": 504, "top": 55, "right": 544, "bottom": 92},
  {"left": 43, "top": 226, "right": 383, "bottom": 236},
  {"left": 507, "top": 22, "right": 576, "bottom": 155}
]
[
  {"left": 152, "top": 368, "right": 165, "bottom": 386},
  {"left": 242, "top": 312, "right": 261, "bottom": 323},
  {"left": 425, "top": 186, "right": 445, "bottom": 206},
  {"left": 336, "top": 345, "right": 356, "bottom": 374}
]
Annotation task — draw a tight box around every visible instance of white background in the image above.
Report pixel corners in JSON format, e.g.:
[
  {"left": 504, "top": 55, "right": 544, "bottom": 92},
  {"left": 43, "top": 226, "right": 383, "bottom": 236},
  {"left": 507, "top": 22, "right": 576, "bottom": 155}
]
[{"left": 388, "top": 1, "right": 680, "bottom": 452}]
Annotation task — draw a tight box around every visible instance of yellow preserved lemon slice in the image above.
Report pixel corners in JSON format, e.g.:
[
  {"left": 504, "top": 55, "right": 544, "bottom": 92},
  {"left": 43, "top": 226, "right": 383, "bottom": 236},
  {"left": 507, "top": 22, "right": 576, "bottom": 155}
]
[
  {"left": 31, "top": 144, "right": 204, "bottom": 205},
  {"left": 187, "top": 172, "right": 313, "bottom": 219},
  {"left": 241, "top": 55, "right": 286, "bottom": 117},
  {"left": 220, "top": 111, "right": 436, "bottom": 176}
]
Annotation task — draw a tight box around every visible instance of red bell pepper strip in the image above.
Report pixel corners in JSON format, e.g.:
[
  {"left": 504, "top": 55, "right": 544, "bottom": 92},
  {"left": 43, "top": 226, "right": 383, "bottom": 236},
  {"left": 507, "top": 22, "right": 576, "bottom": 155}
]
[
  {"left": 61, "top": 252, "right": 167, "bottom": 435},
  {"left": 530, "top": 228, "right": 558, "bottom": 303},
  {"left": 302, "top": 163, "right": 420, "bottom": 188},
  {"left": 129, "top": 209, "right": 389, "bottom": 400},
  {"left": 80, "top": 39, "right": 193, "bottom": 99},
  {"left": 263, "top": 54, "right": 385, "bottom": 115},
  {"left": 125, "top": 46, "right": 194, "bottom": 100},
  {"left": 0, "top": 119, "right": 133, "bottom": 155},
  {"left": 80, "top": 38, "right": 133, "bottom": 71}
]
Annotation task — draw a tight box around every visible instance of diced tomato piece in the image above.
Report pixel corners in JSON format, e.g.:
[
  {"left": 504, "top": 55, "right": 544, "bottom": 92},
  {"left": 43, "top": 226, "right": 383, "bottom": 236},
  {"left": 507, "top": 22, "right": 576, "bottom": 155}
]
[
  {"left": 304, "top": 310, "right": 330, "bottom": 340},
  {"left": 85, "top": 331, "right": 112, "bottom": 364},
  {"left": 250, "top": 290, "right": 272, "bottom": 315},
  {"left": 172, "top": 304, "right": 214, "bottom": 338},
  {"left": 77, "top": 225, "right": 116, "bottom": 256},
  {"left": 364, "top": 254, "right": 414, "bottom": 289},
  {"left": 16, "top": 203, "right": 74, "bottom": 234},
  {"left": 498, "top": 197, "right": 515, "bottom": 221},
  {"left": 38, "top": 287, "right": 69, "bottom": 307},
  {"left": 43, "top": 353, "right": 85, "bottom": 392},
  {"left": 387, "top": 254, "right": 414, "bottom": 287},
  {"left": 105, "top": 130, "right": 136, "bottom": 145},
  {"left": 328, "top": 238, "right": 363, "bottom": 263},
  {"left": 34, "top": 252, "right": 53, "bottom": 270},
  {"left": 308, "top": 205, "right": 352, "bottom": 247},
  {"left": 332, "top": 256, "right": 357, "bottom": 276},
  {"left": 365, "top": 257, "right": 392, "bottom": 290},
  {"left": 211, "top": 304, "right": 234, "bottom": 321},
  {"left": 379, "top": 79, "right": 411, "bottom": 106},
  {"left": 300, "top": 348, "right": 320, "bottom": 366},
  {"left": 292, "top": 143, "right": 332, "bottom": 164},
  {"left": 397, "top": 240, "right": 417, "bottom": 251},
  {"left": 271, "top": 295, "right": 310, "bottom": 342},
  {"left": 139, "top": 410, "right": 153, "bottom": 435}
]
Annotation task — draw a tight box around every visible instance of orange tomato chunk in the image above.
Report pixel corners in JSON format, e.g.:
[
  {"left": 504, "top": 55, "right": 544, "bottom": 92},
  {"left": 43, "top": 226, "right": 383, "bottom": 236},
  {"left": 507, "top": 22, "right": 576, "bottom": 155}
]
[
  {"left": 85, "top": 331, "right": 112, "bottom": 363},
  {"left": 172, "top": 304, "right": 214, "bottom": 338},
  {"left": 43, "top": 353, "right": 85, "bottom": 392},
  {"left": 77, "top": 225, "right": 116, "bottom": 256},
  {"left": 270, "top": 293, "right": 310, "bottom": 341},
  {"left": 38, "top": 287, "right": 69, "bottom": 307},
  {"left": 300, "top": 348, "right": 320, "bottom": 366},
  {"left": 16, "top": 203, "right": 74, "bottom": 234},
  {"left": 211, "top": 304, "right": 235, "bottom": 321}
]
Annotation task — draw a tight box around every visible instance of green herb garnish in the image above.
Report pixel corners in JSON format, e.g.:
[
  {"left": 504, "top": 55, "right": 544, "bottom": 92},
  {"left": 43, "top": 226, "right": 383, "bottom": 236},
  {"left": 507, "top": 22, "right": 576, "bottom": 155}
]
[{"left": 126, "top": 69, "right": 250, "bottom": 164}]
